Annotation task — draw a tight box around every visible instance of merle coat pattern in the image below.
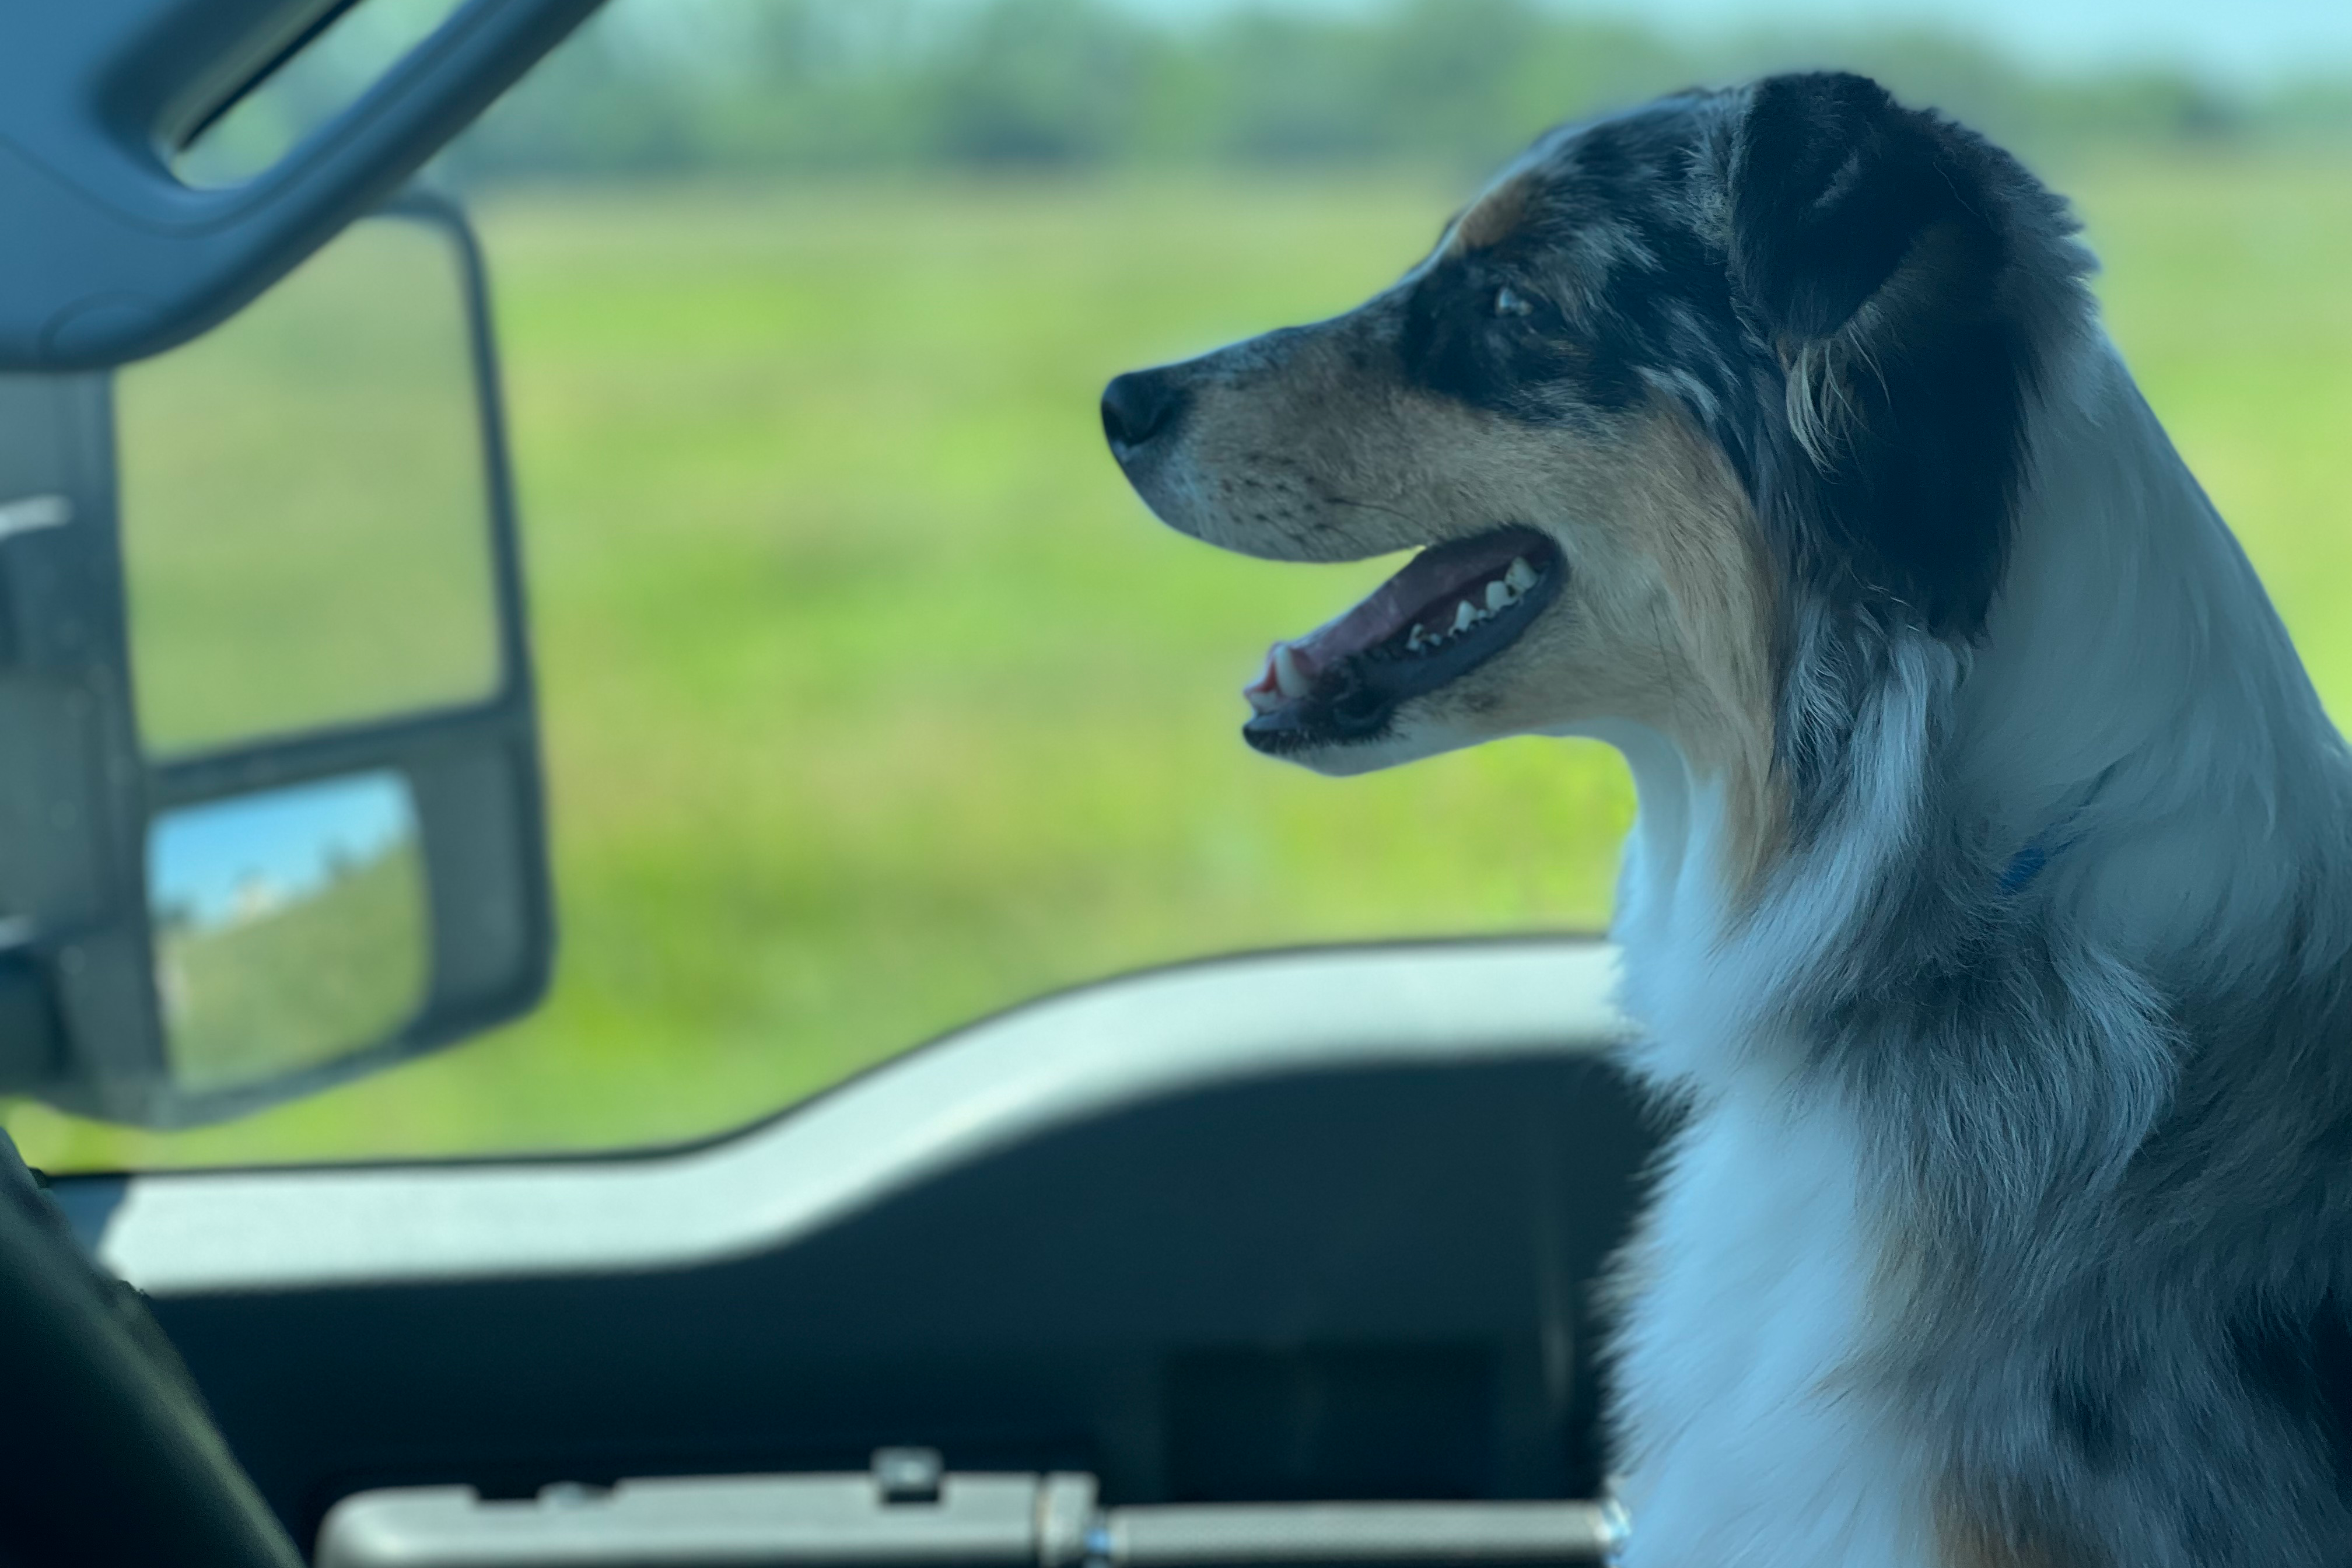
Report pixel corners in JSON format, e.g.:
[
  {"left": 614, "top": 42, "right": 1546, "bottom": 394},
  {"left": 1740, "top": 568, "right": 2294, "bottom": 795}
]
[{"left": 1104, "top": 72, "right": 2352, "bottom": 1566}]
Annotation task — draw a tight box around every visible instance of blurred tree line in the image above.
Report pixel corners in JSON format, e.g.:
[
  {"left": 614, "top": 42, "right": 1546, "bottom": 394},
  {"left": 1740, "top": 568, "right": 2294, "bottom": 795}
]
[{"left": 205, "top": 0, "right": 2352, "bottom": 186}]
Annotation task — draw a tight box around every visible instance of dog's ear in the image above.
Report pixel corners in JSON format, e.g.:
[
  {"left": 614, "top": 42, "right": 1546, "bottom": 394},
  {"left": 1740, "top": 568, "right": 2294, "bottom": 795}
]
[
  {"left": 1731, "top": 72, "right": 1964, "bottom": 344},
  {"left": 1728, "top": 71, "right": 2036, "bottom": 637}
]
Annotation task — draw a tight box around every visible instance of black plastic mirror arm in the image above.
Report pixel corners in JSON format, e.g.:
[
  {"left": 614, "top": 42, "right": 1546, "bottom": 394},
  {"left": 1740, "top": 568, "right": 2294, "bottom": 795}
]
[
  {"left": 0, "top": 0, "right": 607, "bottom": 372},
  {"left": 0, "top": 957, "right": 66, "bottom": 1097}
]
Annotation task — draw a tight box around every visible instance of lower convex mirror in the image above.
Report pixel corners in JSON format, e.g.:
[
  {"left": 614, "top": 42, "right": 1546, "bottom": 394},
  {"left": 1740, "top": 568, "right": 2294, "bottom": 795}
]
[{"left": 150, "top": 774, "right": 428, "bottom": 1095}]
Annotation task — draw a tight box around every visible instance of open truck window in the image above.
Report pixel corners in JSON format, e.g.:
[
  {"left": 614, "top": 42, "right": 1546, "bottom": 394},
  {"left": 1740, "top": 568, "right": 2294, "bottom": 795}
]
[{"left": 4, "top": 0, "right": 2348, "bottom": 1175}]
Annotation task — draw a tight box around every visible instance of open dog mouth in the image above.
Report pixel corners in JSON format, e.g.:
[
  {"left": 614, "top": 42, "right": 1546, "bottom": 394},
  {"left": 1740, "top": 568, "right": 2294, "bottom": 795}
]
[{"left": 1241, "top": 527, "right": 1564, "bottom": 753}]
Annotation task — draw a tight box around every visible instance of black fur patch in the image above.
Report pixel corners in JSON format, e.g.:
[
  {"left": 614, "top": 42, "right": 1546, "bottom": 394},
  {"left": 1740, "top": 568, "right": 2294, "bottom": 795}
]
[
  {"left": 1730, "top": 72, "right": 2076, "bottom": 638},
  {"left": 2052, "top": 1362, "right": 2124, "bottom": 1472},
  {"left": 1396, "top": 251, "right": 1602, "bottom": 421},
  {"left": 1732, "top": 73, "right": 1952, "bottom": 342},
  {"left": 2232, "top": 1303, "right": 2352, "bottom": 1490}
]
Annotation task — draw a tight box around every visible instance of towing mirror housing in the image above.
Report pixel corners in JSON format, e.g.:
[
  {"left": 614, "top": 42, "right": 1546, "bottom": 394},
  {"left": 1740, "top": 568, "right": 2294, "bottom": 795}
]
[
  {"left": 0, "top": 192, "right": 552, "bottom": 1127},
  {"left": 0, "top": 0, "right": 605, "bottom": 371}
]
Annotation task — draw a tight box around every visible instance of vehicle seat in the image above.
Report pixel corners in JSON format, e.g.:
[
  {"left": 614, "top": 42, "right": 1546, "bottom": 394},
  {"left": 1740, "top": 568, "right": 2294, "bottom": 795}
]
[{"left": 0, "top": 1130, "right": 303, "bottom": 1568}]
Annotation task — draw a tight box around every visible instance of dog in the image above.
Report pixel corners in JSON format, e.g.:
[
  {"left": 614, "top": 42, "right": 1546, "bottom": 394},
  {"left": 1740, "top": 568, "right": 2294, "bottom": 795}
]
[{"left": 1102, "top": 71, "right": 2352, "bottom": 1566}]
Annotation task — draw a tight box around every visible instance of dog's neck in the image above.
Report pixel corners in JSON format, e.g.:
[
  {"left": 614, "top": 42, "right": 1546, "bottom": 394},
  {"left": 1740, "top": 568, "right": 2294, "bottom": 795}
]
[
  {"left": 1609, "top": 334, "right": 2351, "bottom": 1083},
  {"left": 1953, "top": 339, "right": 2348, "bottom": 961}
]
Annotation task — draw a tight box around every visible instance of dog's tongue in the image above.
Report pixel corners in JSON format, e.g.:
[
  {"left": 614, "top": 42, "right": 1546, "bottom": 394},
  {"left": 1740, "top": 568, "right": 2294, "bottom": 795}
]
[{"left": 1243, "top": 530, "right": 1538, "bottom": 713}]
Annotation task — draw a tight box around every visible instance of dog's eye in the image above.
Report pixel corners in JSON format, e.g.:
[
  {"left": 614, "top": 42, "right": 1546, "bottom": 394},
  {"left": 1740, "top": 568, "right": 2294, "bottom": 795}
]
[{"left": 1492, "top": 285, "right": 1536, "bottom": 319}]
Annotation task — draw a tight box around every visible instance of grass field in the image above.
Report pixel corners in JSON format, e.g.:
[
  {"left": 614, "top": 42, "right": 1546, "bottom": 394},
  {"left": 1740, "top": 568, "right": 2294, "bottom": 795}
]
[
  {"left": 160, "top": 850, "right": 427, "bottom": 1095},
  {"left": 7, "top": 149, "right": 2348, "bottom": 1170}
]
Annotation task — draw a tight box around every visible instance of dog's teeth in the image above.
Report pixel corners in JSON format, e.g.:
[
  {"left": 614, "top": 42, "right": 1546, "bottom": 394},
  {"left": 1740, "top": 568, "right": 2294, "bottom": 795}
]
[
  {"left": 1486, "top": 580, "right": 1513, "bottom": 611},
  {"left": 1504, "top": 557, "right": 1539, "bottom": 592},
  {"left": 1272, "top": 643, "right": 1312, "bottom": 699},
  {"left": 1407, "top": 624, "right": 1426, "bottom": 652},
  {"left": 1244, "top": 652, "right": 1284, "bottom": 712},
  {"left": 1453, "top": 600, "right": 1477, "bottom": 633}
]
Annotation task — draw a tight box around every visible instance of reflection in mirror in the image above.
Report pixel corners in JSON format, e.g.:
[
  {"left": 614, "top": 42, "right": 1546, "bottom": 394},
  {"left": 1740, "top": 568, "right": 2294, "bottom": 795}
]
[
  {"left": 149, "top": 773, "right": 428, "bottom": 1096},
  {"left": 118, "top": 213, "right": 500, "bottom": 757}
]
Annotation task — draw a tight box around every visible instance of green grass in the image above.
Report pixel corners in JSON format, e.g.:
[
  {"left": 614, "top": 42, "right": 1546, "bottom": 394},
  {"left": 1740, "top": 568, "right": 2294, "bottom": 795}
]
[
  {"left": 162, "top": 850, "right": 428, "bottom": 1094},
  {"left": 7, "top": 152, "right": 2348, "bottom": 1170}
]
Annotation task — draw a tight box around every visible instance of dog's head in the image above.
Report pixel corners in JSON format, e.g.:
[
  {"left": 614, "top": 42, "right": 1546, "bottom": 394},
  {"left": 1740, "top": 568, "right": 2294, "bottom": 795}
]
[{"left": 1105, "top": 72, "right": 2087, "bottom": 844}]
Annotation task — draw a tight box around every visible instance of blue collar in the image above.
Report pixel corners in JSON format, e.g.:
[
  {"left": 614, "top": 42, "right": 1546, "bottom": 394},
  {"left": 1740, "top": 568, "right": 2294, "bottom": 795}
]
[
  {"left": 2000, "top": 781, "right": 2104, "bottom": 896},
  {"left": 1999, "top": 839, "right": 2052, "bottom": 894}
]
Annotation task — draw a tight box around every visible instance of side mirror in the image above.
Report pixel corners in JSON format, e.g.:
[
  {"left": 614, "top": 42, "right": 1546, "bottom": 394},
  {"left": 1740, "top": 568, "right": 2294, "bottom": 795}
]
[{"left": 0, "top": 191, "right": 552, "bottom": 1127}]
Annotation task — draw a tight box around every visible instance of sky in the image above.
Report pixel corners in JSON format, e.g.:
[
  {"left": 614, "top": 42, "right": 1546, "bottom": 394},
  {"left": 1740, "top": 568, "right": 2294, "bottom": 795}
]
[
  {"left": 1123, "top": 0, "right": 2352, "bottom": 86},
  {"left": 151, "top": 773, "right": 416, "bottom": 929}
]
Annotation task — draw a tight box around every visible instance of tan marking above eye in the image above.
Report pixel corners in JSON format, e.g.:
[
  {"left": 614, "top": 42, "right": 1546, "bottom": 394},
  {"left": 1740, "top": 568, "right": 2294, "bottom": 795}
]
[{"left": 1457, "top": 173, "right": 1530, "bottom": 251}]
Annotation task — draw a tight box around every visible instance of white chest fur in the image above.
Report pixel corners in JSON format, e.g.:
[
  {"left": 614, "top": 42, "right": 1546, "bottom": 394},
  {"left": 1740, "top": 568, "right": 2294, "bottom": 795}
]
[{"left": 1612, "top": 1093, "right": 1937, "bottom": 1567}]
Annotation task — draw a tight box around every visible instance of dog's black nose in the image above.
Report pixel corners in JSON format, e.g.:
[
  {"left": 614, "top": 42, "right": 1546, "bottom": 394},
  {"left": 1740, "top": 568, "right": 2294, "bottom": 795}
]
[{"left": 1101, "top": 369, "right": 1190, "bottom": 458}]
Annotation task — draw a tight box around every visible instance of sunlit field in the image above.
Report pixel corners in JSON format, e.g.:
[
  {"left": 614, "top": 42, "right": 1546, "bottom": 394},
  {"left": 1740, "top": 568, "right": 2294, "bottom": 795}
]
[{"left": 9, "top": 148, "right": 2349, "bottom": 1169}]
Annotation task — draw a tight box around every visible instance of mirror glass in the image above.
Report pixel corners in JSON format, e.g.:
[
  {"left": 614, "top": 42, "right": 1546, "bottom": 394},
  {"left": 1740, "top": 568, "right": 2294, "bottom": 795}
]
[
  {"left": 149, "top": 772, "right": 429, "bottom": 1095},
  {"left": 117, "top": 214, "right": 501, "bottom": 757}
]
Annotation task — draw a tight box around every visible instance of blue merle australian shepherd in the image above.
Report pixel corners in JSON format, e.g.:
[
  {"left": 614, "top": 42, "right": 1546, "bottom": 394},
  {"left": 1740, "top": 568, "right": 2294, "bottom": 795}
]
[{"left": 1103, "top": 72, "right": 2352, "bottom": 1567}]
